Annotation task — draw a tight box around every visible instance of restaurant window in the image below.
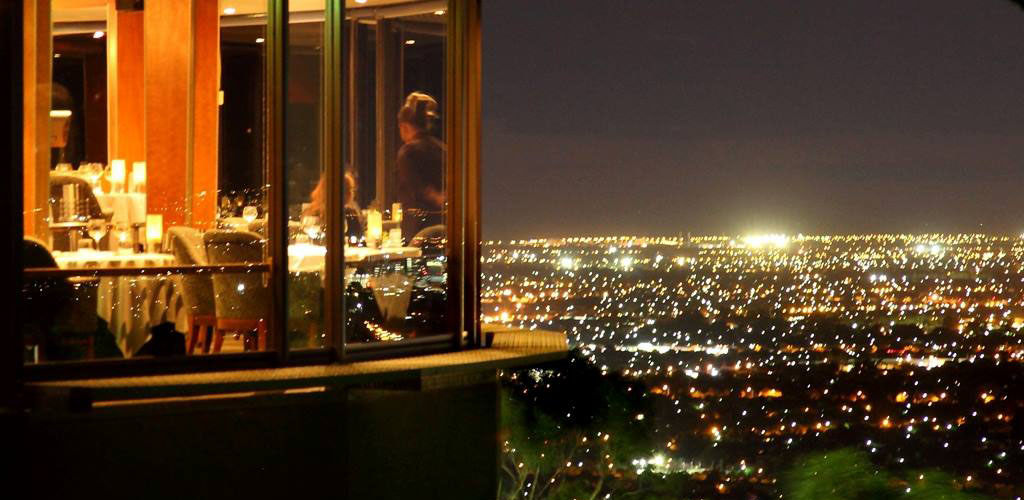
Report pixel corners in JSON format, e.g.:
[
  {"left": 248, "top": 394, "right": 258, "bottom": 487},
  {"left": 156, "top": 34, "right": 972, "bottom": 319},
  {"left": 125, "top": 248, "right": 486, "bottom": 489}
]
[
  {"left": 342, "top": 1, "right": 452, "bottom": 349},
  {"left": 22, "top": 0, "right": 272, "bottom": 364},
  {"left": 18, "top": 0, "right": 477, "bottom": 374}
]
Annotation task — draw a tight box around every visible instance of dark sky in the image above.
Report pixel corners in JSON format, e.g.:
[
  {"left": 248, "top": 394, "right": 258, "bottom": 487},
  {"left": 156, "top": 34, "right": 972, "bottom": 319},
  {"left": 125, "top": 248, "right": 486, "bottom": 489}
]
[{"left": 482, "top": 0, "right": 1024, "bottom": 239}]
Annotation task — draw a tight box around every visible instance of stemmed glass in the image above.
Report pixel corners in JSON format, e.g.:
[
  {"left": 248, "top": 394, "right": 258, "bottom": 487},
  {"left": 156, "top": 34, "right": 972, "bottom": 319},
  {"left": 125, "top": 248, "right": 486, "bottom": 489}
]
[
  {"left": 113, "top": 221, "right": 132, "bottom": 254},
  {"left": 242, "top": 205, "right": 259, "bottom": 224},
  {"left": 87, "top": 219, "right": 108, "bottom": 251},
  {"left": 301, "top": 215, "right": 322, "bottom": 243},
  {"left": 81, "top": 163, "right": 104, "bottom": 191}
]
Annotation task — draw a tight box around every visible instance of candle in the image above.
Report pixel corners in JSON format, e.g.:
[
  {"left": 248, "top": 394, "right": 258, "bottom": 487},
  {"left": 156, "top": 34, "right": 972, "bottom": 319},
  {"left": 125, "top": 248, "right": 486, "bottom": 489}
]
[
  {"left": 130, "top": 161, "right": 146, "bottom": 193},
  {"left": 367, "top": 209, "right": 383, "bottom": 247},
  {"left": 392, "top": 202, "right": 403, "bottom": 223},
  {"left": 111, "top": 159, "right": 126, "bottom": 192},
  {"left": 146, "top": 214, "right": 163, "bottom": 251}
]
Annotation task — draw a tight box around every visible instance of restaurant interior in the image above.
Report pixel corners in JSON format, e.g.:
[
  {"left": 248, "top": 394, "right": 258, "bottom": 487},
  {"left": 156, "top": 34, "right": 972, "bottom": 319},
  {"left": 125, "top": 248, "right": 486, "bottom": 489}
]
[{"left": 21, "top": 0, "right": 472, "bottom": 369}]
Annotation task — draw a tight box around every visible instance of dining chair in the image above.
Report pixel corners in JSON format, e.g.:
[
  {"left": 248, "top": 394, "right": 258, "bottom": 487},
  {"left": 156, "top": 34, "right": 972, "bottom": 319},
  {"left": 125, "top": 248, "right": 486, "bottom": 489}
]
[
  {"left": 49, "top": 174, "right": 113, "bottom": 251},
  {"left": 166, "top": 226, "right": 217, "bottom": 354},
  {"left": 49, "top": 174, "right": 112, "bottom": 220},
  {"left": 410, "top": 224, "right": 445, "bottom": 249},
  {"left": 203, "top": 230, "right": 270, "bottom": 352}
]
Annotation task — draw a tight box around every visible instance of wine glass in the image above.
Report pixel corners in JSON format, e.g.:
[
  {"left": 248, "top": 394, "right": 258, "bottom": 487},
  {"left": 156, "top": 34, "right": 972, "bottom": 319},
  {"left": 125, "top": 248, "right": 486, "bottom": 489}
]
[
  {"left": 82, "top": 163, "right": 103, "bottom": 189},
  {"left": 87, "top": 219, "right": 108, "bottom": 250},
  {"left": 301, "top": 215, "right": 322, "bottom": 242},
  {"left": 242, "top": 205, "right": 259, "bottom": 224},
  {"left": 55, "top": 162, "right": 72, "bottom": 174},
  {"left": 113, "top": 221, "right": 132, "bottom": 253}
]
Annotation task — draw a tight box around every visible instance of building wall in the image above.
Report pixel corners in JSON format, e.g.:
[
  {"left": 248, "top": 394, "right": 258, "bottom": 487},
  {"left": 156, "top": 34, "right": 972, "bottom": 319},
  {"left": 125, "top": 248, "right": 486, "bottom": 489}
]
[{"left": 15, "top": 376, "right": 499, "bottom": 499}]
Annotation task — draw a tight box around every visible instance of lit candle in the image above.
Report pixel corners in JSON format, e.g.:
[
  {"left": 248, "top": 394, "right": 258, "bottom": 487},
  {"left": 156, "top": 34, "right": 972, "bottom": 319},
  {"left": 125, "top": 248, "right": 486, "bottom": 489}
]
[
  {"left": 146, "top": 214, "right": 163, "bottom": 252},
  {"left": 111, "top": 159, "right": 126, "bottom": 192},
  {"left": 131, "top": 161, "right": 146, "bottom": 193},
  {"left": 367, "top": 209, "right": 383, "bottom": 247},
  {"left": 391, "top": 202, "right": 403, "bottom": 223}
]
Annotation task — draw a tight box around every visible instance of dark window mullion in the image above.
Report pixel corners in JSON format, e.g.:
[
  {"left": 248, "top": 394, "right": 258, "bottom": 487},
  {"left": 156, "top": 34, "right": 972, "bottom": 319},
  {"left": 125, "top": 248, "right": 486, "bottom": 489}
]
[{"left": 267, "top": 0, "right": 290, "bottom": 362}]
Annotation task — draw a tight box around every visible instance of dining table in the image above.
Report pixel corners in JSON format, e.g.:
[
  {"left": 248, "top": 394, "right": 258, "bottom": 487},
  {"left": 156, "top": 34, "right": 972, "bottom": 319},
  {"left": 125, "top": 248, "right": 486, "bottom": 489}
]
[
  {"left": 52, "top": 250, "right": 183, "bottom": 356},
  {"left": 287, "top": 243, "right": 424, "bottom": 323}
]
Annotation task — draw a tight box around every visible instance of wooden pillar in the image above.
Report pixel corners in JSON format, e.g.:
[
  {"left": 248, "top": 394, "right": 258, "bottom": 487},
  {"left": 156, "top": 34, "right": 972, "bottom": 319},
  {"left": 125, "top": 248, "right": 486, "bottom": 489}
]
[
  {"left": 107, "top": 1, "right": 145, "bottom": 165},
  {"left": 143, "top": 0, "right": 218, "bottom": 228},
  {"left": 191, "top": 0, "right": 220, "bottom": 230},
  {"left": 22, "top": 0, "right": 50, "bottom": 241}
]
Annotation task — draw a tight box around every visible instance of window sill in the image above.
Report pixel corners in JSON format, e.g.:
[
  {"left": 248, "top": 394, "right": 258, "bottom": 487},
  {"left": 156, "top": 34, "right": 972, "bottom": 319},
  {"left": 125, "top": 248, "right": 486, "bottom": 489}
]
[{"left": 24, "top": 328, "right": 567, "bottom": 412}]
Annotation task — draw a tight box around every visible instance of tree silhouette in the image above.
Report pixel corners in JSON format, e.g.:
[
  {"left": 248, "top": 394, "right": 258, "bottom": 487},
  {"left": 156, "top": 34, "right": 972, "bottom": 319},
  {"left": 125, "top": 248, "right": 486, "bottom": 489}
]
[{"left": 500, "top": 350, "right": 653, "bottom": 500}]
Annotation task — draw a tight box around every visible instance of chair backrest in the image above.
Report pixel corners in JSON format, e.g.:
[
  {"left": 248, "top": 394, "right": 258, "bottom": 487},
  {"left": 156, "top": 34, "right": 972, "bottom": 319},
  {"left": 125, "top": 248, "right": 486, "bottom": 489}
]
[
  {"left": 49, "top": 174, "right": 109, "bottom": 221},
  {"left": 410, "top": 224, "right": 446, "bottom": 249},
  {"left": 166, "top": 226, "right": 215, "bottom": 317},
  {"left": 203, "top": 230, "right": 269, "bottom": 321}
]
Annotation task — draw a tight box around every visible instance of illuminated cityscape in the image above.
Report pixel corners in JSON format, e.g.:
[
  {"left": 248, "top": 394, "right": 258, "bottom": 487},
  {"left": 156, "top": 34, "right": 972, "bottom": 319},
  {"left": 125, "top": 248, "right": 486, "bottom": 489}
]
[{"left": 488, "top": 234, "right": 1024, "bottom": 498}]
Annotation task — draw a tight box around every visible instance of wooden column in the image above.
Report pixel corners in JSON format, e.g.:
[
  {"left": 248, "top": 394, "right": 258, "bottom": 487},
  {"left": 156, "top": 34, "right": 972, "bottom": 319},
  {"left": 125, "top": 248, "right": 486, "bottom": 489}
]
[
  {"left": 191, "top": 0, "right": 219, "bottom": 230},
  {"left": 22, "top": 0, "right": 50, "bottom": 241},
  {"left": 107, "top": 1, "right": 145, "bottom": 165},
  {"left": 143, "top": 0, "right": 218, "bottom": 228}
]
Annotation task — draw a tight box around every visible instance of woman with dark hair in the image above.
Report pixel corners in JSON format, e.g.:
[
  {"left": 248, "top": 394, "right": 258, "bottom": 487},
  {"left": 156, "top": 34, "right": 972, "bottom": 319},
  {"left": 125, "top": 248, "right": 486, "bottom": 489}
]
[{"left": 395, "top": 92, "right": 444, "bottom": 242}]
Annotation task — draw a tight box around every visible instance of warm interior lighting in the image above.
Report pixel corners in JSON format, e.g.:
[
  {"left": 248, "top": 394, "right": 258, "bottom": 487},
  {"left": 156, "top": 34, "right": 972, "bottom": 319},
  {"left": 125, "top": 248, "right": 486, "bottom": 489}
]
[
  {"left": 367, "top": 209, "right": 383, "bottom": 246},
  {"left": 355, "top": 0, "right": 368, "bottom": 3},
  {"left": 111, "top": 159, "right": 126, "bottom": 191},
  {"left": 433, "top": 10, "right": 445, "bottom": 15},
  {"left": 146, "top": 214, "right": 164, "bottom": 247},
  {"left": 131, "top": 161, "right": 147, "bottom": 192},
  {"left": 49, "top": 110, "right": 72, "bottom": 118},
  {"left": 405, "top": 39, "right": 416, "bottom": 45},
  {"left": 93, "top": 31, "right": 105, "bottom": 39},
  {"left": 255, "top": 37, "right": 265, "bottom": 44},
  {"left": 223, "top": 7, "right": 236, "bottom": 15}
]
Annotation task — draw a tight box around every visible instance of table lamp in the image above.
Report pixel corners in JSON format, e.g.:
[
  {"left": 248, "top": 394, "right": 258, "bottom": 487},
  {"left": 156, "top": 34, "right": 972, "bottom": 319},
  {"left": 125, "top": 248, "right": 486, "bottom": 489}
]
[
  {"left": 130, "top": 161, "right": 146, "bottom": 193},
  {"left": 146, "top": 214, "right": 163, "bottom": 253},
  {"left": 111, "top": 159, "right": 126, "bottom": 192},
  {"left": 367, "top": 209, "right": 383, "bottom": 247}
]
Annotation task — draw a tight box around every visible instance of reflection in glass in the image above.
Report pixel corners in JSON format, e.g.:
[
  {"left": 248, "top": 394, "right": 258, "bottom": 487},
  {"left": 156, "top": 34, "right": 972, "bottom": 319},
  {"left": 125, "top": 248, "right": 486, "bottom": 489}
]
[
  {"left": 344, "top": 2, "right": 450, "bottom": 345},
  {"left": 285, "top": 4, "right": 326, "bottom": 350}
]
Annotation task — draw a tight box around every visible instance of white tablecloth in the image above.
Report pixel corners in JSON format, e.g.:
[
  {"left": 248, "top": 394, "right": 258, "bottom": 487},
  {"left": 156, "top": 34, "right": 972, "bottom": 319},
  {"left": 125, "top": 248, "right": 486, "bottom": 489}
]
[
  {"left": 96, "top": 192, "right": 146, "bottom": 224},
  {"left": 287, "top": 244, "right": 422, "bottom": 272},
  {"left": 53, "top": 251, "right": 182, "bottom": 356},
  {"left": 287, "top": 244, "right": 423, "bottom": 321}
]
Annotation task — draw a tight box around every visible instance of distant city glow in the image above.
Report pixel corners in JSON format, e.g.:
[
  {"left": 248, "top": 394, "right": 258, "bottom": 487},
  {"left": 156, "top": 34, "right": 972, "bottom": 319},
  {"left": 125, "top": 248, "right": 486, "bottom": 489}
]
[{"left": 742, "top": 234, "right": 789, "bottom": 249}]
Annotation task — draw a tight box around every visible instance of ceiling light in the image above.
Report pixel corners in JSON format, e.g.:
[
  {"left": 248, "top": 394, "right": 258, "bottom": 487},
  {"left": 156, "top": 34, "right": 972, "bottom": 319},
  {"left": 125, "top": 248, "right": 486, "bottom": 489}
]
[
  {"left": 405, "top": 39, "right": 416, "bottom": 45},
  {"left": 93, "top": 31, "right": 105, "bottom": 39},
  {"left": 255, "top": 37, "right": 265, "bottom": 44},
  {"left": 223, "top": 7, "right": 236, "bottom": 14},
  {"left": 434, "top": 10, "right": 445, "bottom": 15},
  {"left": 355, "top": 0, "right": 368, "bottom": 4}
]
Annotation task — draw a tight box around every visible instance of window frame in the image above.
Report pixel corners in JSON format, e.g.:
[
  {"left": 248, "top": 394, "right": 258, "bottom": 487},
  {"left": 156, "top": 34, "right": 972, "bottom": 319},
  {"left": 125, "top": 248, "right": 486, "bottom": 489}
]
[{"left": 10, "top": 0, "right": 483, "bottom": 383}]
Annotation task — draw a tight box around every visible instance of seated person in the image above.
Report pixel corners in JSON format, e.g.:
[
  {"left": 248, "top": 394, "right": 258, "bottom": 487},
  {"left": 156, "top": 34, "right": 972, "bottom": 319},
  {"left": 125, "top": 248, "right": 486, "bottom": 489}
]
[{"left": 304, "top": 171, "right": 364, "bottom": 243}]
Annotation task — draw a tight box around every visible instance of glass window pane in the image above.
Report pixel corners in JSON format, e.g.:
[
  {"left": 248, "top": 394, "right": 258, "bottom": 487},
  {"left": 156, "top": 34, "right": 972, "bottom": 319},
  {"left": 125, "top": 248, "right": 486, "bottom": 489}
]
[
  {"left": 21, "top": 0, "right": 272, "bottom": 363},
  {"left": 286, "top": 2, "right": 327, "bottom": 350},
  {"left": 343, "top": 2, "right": 450, "bottom": 345}
]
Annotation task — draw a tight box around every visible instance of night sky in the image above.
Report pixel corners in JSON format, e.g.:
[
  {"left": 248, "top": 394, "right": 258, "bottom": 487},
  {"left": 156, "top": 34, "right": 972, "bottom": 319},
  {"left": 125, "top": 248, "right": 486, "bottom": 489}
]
[{"left": 482, "top": 1, "right": 1024, "bottom": 239}]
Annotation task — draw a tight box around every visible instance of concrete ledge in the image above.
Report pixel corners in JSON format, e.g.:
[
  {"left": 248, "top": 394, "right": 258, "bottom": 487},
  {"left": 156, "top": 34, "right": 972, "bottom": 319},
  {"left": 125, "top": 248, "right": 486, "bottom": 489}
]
[{"left": 25, "top": 332, "right": 567, "bottom": 411}]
